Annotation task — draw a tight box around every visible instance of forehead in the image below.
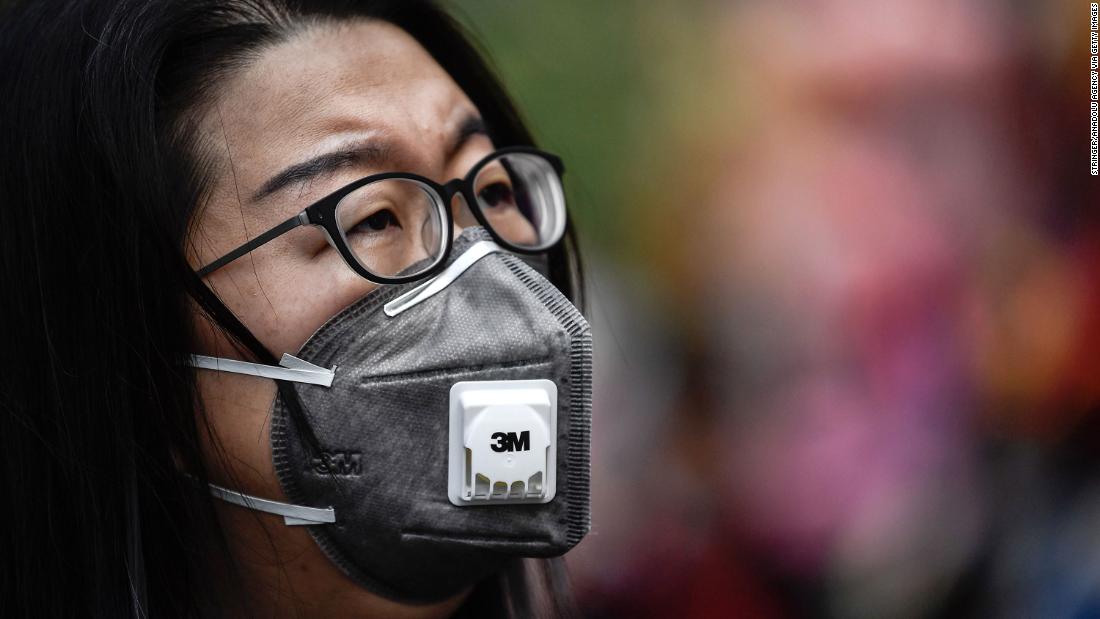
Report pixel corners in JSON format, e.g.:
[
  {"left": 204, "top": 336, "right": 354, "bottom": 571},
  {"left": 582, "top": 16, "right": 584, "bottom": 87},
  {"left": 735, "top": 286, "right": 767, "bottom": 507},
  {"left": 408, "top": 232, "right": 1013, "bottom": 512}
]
[{"left": 198, "top": 18, "right": 475, "bottom": 174}]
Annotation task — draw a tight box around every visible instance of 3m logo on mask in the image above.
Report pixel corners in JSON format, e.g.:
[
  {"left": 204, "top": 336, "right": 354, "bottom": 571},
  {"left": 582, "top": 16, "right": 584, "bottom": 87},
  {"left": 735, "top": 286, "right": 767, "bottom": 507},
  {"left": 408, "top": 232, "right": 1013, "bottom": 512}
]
[
  {"left": 448, "top": 379, "right": 558, "bottom": 505},
  {"left": 490, "top": 431, "right": 531, "bottom": 452},
  {"left": 310, "top": 451, "right": 362, "bottom": 476}
]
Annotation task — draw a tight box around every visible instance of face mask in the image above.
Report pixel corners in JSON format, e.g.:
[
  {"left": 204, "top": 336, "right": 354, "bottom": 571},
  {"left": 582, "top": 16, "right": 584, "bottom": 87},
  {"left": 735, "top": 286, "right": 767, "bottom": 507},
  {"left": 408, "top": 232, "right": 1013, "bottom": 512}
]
[{"left": 191, "top": 228, "right": 592, "bottom": 602}]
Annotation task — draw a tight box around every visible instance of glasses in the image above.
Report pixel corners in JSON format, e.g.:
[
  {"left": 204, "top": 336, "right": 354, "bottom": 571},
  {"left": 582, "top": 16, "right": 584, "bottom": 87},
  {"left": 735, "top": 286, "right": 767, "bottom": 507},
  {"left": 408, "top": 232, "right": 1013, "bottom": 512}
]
[{"left": 196, "top": 147, "right": 567, "bottom": 284}]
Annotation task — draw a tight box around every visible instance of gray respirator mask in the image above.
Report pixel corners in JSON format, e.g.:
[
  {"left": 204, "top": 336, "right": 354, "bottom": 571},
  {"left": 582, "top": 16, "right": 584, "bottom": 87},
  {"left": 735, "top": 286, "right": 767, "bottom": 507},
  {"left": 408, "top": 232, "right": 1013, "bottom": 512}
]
[{"left": 191, "top": 228, "right": 592, "bottom": 602}]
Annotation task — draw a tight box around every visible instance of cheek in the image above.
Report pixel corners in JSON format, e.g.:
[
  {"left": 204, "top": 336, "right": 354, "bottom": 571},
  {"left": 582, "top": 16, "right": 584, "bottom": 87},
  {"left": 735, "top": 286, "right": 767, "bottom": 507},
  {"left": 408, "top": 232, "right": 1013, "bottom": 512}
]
[
  {"left": 197, "top": 250, "right": 380, "bottom": 357},
  {"left": 188, "top": 295, "right": 282, "bottom": 489},
  {"left": 195, "top": 369, "right": 280, "bottom": 494}
]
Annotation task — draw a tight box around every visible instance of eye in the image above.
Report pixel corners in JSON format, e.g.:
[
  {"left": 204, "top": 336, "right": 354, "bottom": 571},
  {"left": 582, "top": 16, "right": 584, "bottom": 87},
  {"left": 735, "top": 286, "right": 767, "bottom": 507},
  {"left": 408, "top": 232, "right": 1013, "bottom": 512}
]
[
  {"left": 351, "top": 208, "right": 402, "bottom": 234},
  {"left": 478, "top": 181, "right": 515, "bottom": 208}
]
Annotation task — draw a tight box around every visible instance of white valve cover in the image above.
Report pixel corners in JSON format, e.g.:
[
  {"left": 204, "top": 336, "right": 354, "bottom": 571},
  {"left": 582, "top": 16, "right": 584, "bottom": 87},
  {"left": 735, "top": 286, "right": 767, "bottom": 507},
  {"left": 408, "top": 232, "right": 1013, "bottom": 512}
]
[{"left": 448, "top": 379, "right": 557, "bottom": 506}]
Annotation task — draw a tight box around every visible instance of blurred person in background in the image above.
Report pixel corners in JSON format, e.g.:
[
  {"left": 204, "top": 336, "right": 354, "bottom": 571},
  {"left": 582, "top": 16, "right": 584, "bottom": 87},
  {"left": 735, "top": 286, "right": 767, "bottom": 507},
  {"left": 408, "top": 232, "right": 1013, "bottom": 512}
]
[{"left": 690, "top": 2, "right": 1100, "bottom": 617}]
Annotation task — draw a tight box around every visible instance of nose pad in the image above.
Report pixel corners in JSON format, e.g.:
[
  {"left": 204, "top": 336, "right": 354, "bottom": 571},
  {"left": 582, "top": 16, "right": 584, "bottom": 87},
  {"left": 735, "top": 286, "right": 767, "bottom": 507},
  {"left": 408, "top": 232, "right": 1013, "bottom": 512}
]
[{"left": 451, "top": 192, "right": 478, "bottom": 238}]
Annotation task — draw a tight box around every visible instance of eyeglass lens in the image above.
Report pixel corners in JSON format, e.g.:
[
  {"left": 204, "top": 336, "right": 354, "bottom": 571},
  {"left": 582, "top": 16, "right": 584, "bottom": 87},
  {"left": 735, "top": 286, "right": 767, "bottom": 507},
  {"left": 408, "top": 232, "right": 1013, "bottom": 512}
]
[
  {"left": 472, "top": 152, "right": 565, "bottom": 251},
  {"left": 334, "top": 178, "right": 446, "bottom": 279}
]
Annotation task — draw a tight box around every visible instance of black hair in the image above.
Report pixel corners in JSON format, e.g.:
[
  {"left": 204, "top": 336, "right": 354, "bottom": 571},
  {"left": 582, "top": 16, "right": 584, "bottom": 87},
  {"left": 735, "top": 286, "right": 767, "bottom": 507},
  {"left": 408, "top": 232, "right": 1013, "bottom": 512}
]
[{"left": 0, "top": 0, "right": 582, "bottom": 616}]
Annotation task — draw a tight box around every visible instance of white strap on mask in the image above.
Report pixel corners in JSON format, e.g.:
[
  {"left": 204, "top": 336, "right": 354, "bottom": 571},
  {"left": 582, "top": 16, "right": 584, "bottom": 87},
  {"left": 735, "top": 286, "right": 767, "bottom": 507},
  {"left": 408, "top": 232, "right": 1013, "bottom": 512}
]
[
  {"left": 384, "top": 240, "right": 504, "bottom": 317},
  {"left": 208, "top": 482, "right": 336, "bottom": 525},
  {"left": 189, "top": 353, "right": 335, "bottom": 388}
]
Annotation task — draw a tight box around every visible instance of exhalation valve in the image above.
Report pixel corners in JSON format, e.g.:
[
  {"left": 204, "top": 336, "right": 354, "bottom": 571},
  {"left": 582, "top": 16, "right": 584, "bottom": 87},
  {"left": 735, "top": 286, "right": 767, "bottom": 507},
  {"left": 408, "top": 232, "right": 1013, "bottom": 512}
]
[{"left": 448, "top": 379, "right": 557, "bottom": 506}]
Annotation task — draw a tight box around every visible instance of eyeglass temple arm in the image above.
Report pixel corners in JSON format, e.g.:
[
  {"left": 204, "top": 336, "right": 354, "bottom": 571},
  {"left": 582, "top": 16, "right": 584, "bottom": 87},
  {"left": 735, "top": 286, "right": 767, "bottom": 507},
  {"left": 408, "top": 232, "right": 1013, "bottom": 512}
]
[{"left": 196, "top": 213, "right": 304, "bottom": 277}]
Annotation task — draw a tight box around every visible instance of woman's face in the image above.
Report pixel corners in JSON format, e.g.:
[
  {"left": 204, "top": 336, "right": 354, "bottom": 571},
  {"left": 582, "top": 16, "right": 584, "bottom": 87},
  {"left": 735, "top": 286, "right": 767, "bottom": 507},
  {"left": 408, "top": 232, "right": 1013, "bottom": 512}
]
[{"left": 186, "top": 19, "right": 491, "bottom": 617}]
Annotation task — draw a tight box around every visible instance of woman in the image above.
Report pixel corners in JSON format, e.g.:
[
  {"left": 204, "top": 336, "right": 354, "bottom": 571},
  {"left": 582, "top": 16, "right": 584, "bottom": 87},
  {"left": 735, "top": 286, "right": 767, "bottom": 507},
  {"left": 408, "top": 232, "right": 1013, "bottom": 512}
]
[{"left": 0, "top": 1, "right": 591, "bottom": 617}]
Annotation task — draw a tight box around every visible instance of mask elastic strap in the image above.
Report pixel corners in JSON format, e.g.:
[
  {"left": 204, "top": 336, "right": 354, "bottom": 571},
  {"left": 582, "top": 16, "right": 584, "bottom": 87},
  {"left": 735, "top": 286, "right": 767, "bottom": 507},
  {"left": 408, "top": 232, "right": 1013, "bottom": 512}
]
[
  {"left": 208, "top": 482, "right": 336, "bottom": 526},
  {"left": 189, "top": 353, "right": 335, "bottom": 388},
  {"left": 384, "top": 240, "right": 504, "bottom": 317}
]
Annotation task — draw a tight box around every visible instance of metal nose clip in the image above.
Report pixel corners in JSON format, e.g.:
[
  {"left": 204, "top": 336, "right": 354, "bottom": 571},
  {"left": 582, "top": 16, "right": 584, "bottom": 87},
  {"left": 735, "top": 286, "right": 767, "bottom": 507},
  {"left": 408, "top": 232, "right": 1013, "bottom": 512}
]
[{"left": 383, "top": 240, "right": 504, "bottom": 317}]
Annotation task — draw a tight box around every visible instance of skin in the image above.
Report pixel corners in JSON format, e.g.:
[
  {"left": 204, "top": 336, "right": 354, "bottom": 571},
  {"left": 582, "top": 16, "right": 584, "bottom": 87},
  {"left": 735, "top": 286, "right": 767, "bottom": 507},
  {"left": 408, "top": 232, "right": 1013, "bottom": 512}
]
[{"left": 185, "top": 19, "right": 505, "bottom": 618}]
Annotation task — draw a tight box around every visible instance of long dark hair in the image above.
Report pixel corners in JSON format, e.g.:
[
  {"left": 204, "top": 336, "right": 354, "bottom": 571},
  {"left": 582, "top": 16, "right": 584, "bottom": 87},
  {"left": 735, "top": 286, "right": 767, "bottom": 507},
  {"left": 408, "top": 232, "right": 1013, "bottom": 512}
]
[{"left": 0, "top": 1, "right": 582, "bottom": 616}]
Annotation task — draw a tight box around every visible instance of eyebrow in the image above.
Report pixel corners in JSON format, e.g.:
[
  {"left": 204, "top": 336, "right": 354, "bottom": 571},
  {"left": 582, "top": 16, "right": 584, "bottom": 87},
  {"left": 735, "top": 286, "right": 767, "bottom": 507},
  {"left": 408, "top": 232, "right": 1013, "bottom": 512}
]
[{"left": 250, "top": 114, "right": 488, "bottom": 203}]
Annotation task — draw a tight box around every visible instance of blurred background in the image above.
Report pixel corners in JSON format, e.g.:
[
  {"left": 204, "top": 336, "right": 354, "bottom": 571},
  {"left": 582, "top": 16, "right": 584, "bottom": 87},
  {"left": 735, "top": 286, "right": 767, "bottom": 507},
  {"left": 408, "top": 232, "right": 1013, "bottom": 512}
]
[{"left": 455, "top": 1, "right": 1099, "bottom": 617}]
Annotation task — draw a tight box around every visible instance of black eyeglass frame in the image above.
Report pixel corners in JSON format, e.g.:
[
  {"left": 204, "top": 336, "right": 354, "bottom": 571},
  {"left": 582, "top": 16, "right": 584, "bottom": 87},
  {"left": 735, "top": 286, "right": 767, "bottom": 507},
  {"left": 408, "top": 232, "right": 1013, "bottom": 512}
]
[{"left": 196, "top": 146, "right": 566, "bottom": 284}]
